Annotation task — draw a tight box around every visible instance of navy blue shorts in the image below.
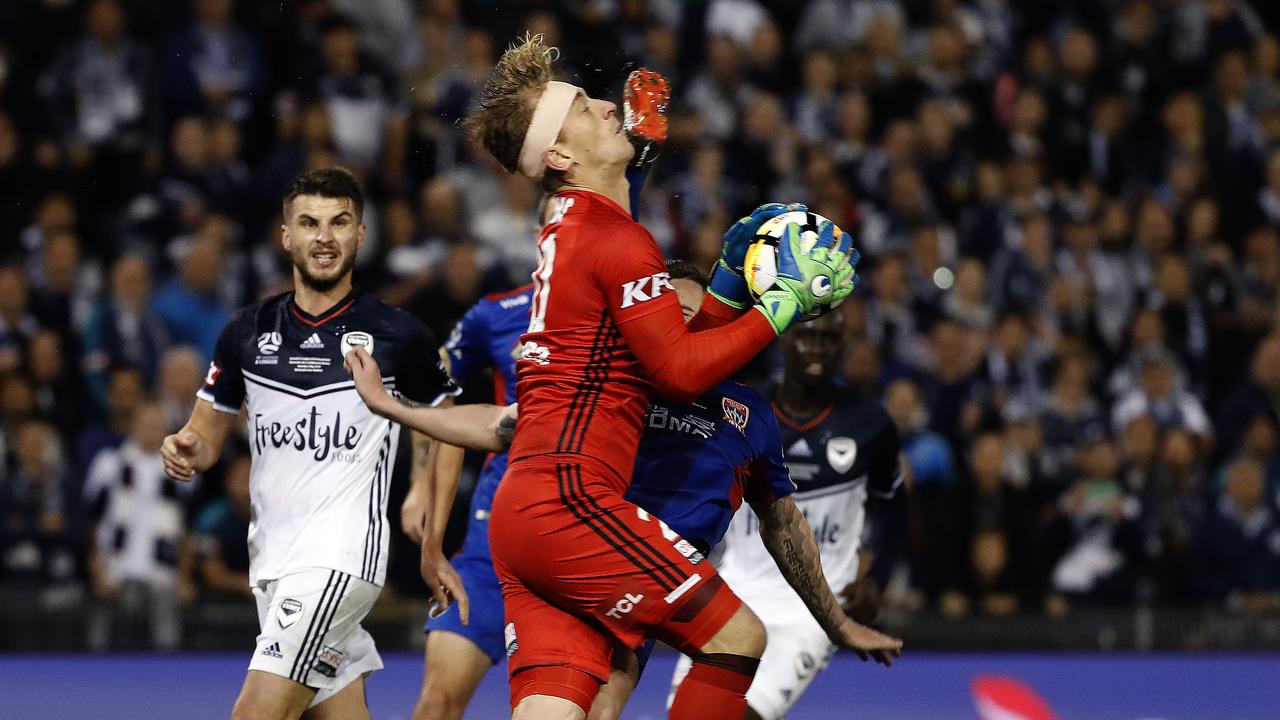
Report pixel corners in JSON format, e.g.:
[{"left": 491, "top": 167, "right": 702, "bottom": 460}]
[{"left": 424, "top": 549, "right": 506, "bottom": 664}]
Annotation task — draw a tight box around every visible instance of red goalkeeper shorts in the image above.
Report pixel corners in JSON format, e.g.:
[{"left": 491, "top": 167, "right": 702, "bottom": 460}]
[{"left": 489, "top": 455, "right": 743, "bottom": 709}]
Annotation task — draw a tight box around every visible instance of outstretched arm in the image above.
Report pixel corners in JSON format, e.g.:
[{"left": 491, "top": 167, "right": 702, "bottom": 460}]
[
  {"left": 758, "top": 496, "right": 903, "bottom": 666},
  {"left": 345, "top": 346, "right": 509, "bottom": 452}
]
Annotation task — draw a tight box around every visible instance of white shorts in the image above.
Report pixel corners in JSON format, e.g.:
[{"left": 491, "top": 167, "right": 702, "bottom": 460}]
[
  {"left": 670, "top": 615, "right": 836, "bottom": 720},
  {"left": 249, "top": 567, "right": 383, "bottom": 707}
]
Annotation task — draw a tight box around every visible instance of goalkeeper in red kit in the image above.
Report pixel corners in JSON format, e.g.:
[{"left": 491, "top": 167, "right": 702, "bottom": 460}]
[{"left": 462, "top": 36, "right": 868, "bottom": 720}]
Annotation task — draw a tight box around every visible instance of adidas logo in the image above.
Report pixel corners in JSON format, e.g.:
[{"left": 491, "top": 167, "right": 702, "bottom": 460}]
[
  {"left": 261, "top": 642, "right": 284, "bottom": 659},
  {"left": 787, "top": 437, "right": 813, "bottom": 458},
  {"left": 300, "top": 333, "right": 325, "bottom": 349}
]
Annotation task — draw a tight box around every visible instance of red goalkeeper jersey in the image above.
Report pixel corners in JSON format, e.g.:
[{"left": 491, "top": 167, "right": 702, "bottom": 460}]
[{"left": 507, "top": 189, "right": 775, "bottom": 494}]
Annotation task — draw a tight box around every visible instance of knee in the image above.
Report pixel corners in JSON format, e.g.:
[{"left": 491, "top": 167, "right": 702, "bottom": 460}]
[
  {"left": 513, "top": 696, "right": 586, "bottom": 720},
  {"left": 736, "top": 612, "right": 767, "bottom": 659},
  {"left": 413, "top": 685, "right": 466, "bottom": 720},
  {"left": 230, "top": 697, "right": 275, "bottom": 720},
  {"left": 701, "top": 605, "right": 767, "bottom": 658}
]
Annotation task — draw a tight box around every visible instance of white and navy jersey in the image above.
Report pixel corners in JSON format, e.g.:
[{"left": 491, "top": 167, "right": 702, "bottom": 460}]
[
  {"left": 716, "top": 385, "right": 902, "bottom": 614},
  {"left": 197, "top": 290, "right": 457, "bottom": 587}
]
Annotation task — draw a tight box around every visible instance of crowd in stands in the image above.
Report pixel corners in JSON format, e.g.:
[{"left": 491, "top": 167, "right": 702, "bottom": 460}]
[{"left": 2, "top": 0, "right": 1280, "bottom": 647}]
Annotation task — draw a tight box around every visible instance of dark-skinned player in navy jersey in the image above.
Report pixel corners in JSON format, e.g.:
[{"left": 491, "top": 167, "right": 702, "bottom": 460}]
[
  {"left": 436, "top": 34, "right": 861, "bottom": 720},
  {"left": 344, "top": 262, "right": 902, "bottom": 720},
  {"left": 672, "top": 309, "right": 907, "bottom": 720}
]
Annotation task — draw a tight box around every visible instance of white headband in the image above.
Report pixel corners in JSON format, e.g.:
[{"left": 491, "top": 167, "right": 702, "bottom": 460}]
[{"left": 517, "top": 81, "right": 579, "bottom": 178}]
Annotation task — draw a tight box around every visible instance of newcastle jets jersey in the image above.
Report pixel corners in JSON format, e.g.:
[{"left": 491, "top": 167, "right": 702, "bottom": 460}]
[
  {"left": 716, "top": 385, "right": 902, "bottom": 612},
  {"left": 440, "top": 284, "right": 530, "bottom": 562},
  {"left": 197, "top": 290, "right": 457, "bottom": 586},
  {"left": 627, "top": 380, "right": 796, "bottom": 556}
]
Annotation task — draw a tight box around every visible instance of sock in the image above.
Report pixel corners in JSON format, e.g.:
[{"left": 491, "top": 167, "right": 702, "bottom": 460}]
[{"left": 668, "top": 653, "right": 759, "bottom": 720}]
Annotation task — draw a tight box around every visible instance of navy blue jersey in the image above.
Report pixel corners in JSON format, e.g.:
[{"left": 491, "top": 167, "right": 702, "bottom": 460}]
[
  {"left": 442, "top": 285, "right": 531, "bottom": 406},
  {"left": 626, "top": 380, "right": 796, "bottom": 555},
  {"left": 440, "top": 286, "right": 532, "bottom": 562},
  {"left": 197, "top": 289, "right": 456, "bottom": 585},
  {"left": 718, "top": 384, "right": 902, "bottom": 595}
]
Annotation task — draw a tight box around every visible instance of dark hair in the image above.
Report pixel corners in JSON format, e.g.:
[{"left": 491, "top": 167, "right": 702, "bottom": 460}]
[
  {"left": 283, "top": 167, "right": 364, "bottom": 220},
  {"left": 665, "top": 259, "right": 708, "bottom": 289}
]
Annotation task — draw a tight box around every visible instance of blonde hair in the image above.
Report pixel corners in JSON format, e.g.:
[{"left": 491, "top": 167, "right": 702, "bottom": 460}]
[{"left": 463, "top": 34, "right": 559, "bottom": 176}]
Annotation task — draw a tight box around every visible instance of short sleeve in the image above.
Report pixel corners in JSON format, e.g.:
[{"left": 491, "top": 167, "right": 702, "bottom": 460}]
[
  {"left": 592, "top": 222, "right": 681, "bottom": 325},
  {"left": 868, "top": 417, "right": 904, "bottom": 499},
  {"left": 442, "top": 301, "right": 488, "bottom": 383},
  {"left": 744, "top": 410, "right": 797, "bottom": 514},
  {"left": 395, "top": 317, "right": 461, "bottom": 407},
  {"left": 196, "top": 315, "right": 246, "bottom": 414}
]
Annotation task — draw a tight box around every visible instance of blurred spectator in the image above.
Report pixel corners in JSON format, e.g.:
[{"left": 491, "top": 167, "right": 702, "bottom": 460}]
[
  {"left": 161, "top": 0, "right": 265, "bottom": 122},
  {"left": 151, "top": 237, "right": 232, "bottom": 362},
  {"left": 471, "top": 172, "right": 539, "bottom": 286},
  {"left": 1046, "top": 434, "right": 1145, "bottom": 605},
  {"left": 885, "top": 377, "right": 956, "bottom": 605},
  {"left": 25, "top": 330, "right": 79, "bottom": 439},
  {"left": 1188, "top": 458, "right": 1280, "bottom": 611},
  {"left": 794, "top": 0, "right": 904, "bottom": 54},
  {"left": 0, "top": 419, "right": 78, "bottom": 588},
  {"left": 156, "top": 347, "right": 206, "bottom": 432},
  {"left": 0, "top": 264, "right": 38, "bottom": 375},
  {"left": 75, "top": 364, "right": 145, "bottom": 481},
  {"left": 81, "top": 254, "right": 169, "bottom": 404},
  {"left": 192, "top": 447, "right": 251, "bottom": 600},
  {"left": 1041, "top": 353, "right": 1105, "bottom": 487},
  {"left": 1143, "top": 427, "right": 1210, "bottom": 601},
  {"left": 28, "top": 230, "right": 95, "bottom": 340},
  {"left": 1234, "top": 412, "right": 1280, "bottom": 507},
  {"left": 982, "top": 310, "right": 1047, "bottom": 414},
  {"left": 329, "top": 0, "right": 419, "bottom": 75},
  {"left": 941, "top": 432, "right": 1034, "bottom": 617},
  {"left": 989, "top": 213, "right": 1053, "bottom": 313},
  {"left": 295, "top": 12, "right": 406, "bottom": 178},
  {"left": 1112, "top": 347, "right": 1213, "bottom": 448},
  {"left": 1215, "top": 332, "right": 1280, "bottom": 455},
  {"left": 37, "top": 0, "right": 158, "bottom": 205},
  {"left": 84, "top": 402, "right": 196, "bottom": 651}
]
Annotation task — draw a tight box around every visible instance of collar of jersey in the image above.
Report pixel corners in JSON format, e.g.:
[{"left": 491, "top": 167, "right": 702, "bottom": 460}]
[
  {"left": 770, "top": 400, "right": 834, "bottom": 433},
  {"left": 289, "top": 288, "right": 360, "bottom": 327},
  {"left": 558, "top": 188, "right": 630, "bottom": 221}
]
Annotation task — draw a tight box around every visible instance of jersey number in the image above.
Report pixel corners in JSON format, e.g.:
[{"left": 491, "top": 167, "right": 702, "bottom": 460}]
[{"left": 528, "top": 233, "right": 557, "bottom": 333}]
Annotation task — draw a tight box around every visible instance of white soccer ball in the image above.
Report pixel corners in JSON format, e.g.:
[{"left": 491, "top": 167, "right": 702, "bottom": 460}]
[{"left": 743, "top": 211, "right": 847, "bottom": 319}]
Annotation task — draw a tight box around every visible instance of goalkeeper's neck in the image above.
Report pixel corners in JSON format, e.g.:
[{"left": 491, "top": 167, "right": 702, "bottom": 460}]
[{"left": 559, "top": 166, "right": 632, "bottom": 218}]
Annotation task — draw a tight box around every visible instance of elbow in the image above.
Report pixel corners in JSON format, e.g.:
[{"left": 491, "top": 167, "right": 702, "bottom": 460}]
[{"left": 653, "top": 381, "right": 698, "bottom": 406}]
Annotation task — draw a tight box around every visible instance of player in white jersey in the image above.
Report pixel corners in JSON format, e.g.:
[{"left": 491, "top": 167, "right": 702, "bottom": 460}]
[
  {"left": 161, "top": 167, "right": 464, "bottom": 720},
  {"left": 671, "top": 311, "right": 904, "bottom": 719}
]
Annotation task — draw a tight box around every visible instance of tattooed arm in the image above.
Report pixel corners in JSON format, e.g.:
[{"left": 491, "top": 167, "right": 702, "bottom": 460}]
[
  {"left": 758, "top": 496, "right": 845, "bottom": 634},
  {"left": 758, "top": 496, "right": 904, "bottom": 665}
]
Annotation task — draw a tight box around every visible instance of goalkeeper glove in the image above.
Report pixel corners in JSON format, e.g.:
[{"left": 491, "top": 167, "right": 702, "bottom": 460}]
[
  {"left": 754, "top": 221, "right": 855, "bottom": 334},
  {"left": 623, "top": 68, "right": 670, "bottom": 172},
  {"left": 709, "top": 202, "right": 806, "bottom": 309}
]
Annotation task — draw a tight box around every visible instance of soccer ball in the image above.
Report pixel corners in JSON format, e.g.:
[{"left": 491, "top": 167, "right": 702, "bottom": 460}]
[{"left": 743, "top": 210, "right": 848, "bottom": 318}]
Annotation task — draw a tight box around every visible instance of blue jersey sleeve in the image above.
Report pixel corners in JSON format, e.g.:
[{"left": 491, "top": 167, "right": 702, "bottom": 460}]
[
  {"left": 744, "top": 407, "right": 796, "bottom": 514},
  {"left": 442, "top": 299, "right": 490, "bottom": 383}
]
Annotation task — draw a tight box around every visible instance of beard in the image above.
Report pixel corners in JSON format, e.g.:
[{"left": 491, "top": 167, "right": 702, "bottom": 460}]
[{"left": 293, "top": 249, "right": 357, "bottom": 292}]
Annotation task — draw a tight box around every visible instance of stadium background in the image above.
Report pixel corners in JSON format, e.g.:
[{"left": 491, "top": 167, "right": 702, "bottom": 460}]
[{"left": 1, "top": 0, "right": 1279, "bottom": 717}]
